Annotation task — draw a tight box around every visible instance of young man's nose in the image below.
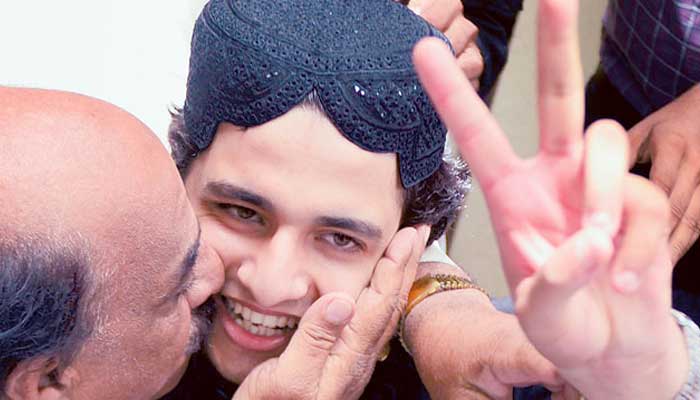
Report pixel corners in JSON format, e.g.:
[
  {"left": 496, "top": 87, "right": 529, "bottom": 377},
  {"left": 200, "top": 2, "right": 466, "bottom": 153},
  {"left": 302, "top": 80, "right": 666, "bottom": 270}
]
[{"left": 236, "top": 229, "right": 310, "bottom": 308}]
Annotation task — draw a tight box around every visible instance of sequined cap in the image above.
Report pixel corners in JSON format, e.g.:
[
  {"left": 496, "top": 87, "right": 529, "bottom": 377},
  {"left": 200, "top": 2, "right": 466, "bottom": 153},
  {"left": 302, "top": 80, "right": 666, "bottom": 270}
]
[{"left": 184, "top": 0, "right": 451, "bottom": 187}]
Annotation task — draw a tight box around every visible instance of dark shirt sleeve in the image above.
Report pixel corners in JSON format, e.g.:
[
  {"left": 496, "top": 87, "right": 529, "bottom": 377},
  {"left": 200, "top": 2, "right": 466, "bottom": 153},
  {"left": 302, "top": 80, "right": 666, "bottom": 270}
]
[{"left": 462, "top": 0, "right": 523, "bottom": 100}]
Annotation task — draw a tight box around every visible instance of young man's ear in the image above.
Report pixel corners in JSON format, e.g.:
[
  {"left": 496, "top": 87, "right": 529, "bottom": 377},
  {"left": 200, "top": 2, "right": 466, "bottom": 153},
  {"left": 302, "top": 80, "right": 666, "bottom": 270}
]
[{"left": 4, "top": 357, "right": 76, "bottom": 400}]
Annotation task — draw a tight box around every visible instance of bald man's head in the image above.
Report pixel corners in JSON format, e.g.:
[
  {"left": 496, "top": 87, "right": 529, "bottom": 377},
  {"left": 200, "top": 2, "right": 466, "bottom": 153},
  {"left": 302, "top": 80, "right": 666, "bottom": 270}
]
[
  {"left": 0, "top": 87, "right": 223, "bottom": 400},
  {"left": 0, "top": 87, "right": 180, "bottom": 239}
]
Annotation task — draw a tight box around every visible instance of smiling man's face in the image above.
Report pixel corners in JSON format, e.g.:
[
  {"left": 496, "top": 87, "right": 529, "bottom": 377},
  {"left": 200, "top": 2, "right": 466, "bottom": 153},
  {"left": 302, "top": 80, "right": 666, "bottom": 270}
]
[{"left": 183, "top": 105, "right": 405, "bottom": 382}]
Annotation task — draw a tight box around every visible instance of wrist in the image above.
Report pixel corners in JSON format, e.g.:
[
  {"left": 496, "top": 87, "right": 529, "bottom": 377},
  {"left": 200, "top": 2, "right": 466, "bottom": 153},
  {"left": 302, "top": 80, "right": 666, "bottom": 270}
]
[
  {"left": 402, "top": 287, "right": 494, "bottom": 355},
  {"left": 635, "top": 316, "right": 688, "bottom": 400},
  {"left": 417, "top": 260, "right": 471, "bottom": 280},
  {"left": 401, "top": 264, "right": 491, "bottom": 356}
]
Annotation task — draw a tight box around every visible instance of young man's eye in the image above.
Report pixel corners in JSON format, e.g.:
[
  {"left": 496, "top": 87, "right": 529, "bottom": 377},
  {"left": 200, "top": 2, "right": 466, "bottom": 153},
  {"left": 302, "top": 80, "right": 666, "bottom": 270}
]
[
  {"left": 218, "top": 204, "right": 264, "bottom": 225},
  {"left": 320, "top": 232, "right": 363, "bottom": 252}
]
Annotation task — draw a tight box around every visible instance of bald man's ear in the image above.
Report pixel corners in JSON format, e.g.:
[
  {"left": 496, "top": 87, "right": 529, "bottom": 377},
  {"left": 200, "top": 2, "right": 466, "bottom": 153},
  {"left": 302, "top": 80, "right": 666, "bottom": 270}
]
[{"left": 4, "top": 357, "right": 75, "bottom": 400}]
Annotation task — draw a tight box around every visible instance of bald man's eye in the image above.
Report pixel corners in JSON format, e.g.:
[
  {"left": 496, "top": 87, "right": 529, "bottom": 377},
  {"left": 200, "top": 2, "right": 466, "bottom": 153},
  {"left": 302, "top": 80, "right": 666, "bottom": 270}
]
[{"left": 218, "top": 204, "right": 265, "bottom": 225}]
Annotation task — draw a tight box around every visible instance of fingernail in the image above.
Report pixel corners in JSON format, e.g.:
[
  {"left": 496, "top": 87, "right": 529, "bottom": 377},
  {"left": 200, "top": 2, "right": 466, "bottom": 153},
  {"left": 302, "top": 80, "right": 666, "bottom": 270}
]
[
  {"left": 325, "top": 298, "right": 354, "bottom": 325},
  {"left": 614, "top": 271, "right": 640, "bottom": 293}
]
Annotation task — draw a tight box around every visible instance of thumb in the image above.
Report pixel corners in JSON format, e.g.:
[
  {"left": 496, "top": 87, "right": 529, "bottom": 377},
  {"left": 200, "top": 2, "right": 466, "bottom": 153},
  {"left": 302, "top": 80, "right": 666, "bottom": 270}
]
[
  {"left": 238, "top": 295, "right": 355, "bottom": 399},
  {"left": 273, "top": 293, "right": 355, "bottom": 391},
  {"left": 233, "top": 294, "right": 354, "bottom": 399}
]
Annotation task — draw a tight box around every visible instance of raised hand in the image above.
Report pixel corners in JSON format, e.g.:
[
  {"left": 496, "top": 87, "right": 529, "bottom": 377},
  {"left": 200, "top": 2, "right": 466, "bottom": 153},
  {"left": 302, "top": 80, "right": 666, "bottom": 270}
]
[
  {"left": 234, "top": 226, "right": 426, "bottom": 400},
  {"left": 413, "top": 0, "right": 689, "bottom": 398}
]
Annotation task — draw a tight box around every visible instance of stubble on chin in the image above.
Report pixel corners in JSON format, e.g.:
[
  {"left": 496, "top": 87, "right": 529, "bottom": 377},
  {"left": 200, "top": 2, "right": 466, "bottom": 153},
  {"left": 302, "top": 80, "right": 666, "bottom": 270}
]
[{"left": 185, "top": 297, "right": 216, "bottom": 355}]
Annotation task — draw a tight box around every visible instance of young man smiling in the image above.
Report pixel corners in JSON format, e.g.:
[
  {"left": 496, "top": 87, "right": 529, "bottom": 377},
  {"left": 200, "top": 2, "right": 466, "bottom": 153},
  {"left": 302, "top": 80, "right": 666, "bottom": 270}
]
[
  {"left": 162, "top": 0, "right": 462, "bottom": 396},
  {"left": 161, "top": 0, "right": 564, "bottom": 398}
]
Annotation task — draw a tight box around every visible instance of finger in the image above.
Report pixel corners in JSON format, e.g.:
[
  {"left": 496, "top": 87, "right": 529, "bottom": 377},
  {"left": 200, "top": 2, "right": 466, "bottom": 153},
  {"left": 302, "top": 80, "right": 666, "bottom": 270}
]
[
  {"left": 627, "top": 120, "right": 654, "bottom": 166},
  {"left": 537, "top": 0, "right": 584, "bottom": 156},
  {"left": 444, "top": 16, "right": 478, "bottom": 55},
  {"left": 666, "top": 159, "right": 700, "bottom": 231},
  {"left": 275, "top": 293, "right": 355, "bottom": 389},
  {"left": 470, "top": 79, "right": 480, "bottom": 91},
  {"left": 343, "top": 227, "right": 419, "bottom": 352},
  {"left": 512, "top": 341, "right": 563, "bottom": 389},
  {"left": 400, "top": 225, "right": 430, "bottom": 297},
  {"left": 457, "top": 44, "right": 484, "bottom": 81},
  {"left": 515, "top": 227, "right": 614, "bottom": 334},
  {"left": 648, "top": 129, "right": 683, "bottom": 197},
  {"left": 414, "top": 37, "right": 519, "bottom": 190},
  {"left": 370, "top": 226, "right": 420, "bottom": 299},
  {"left": 534, "top": 227, "right": 613, "bottom": 301},
  {"left": 583, "top": 119, "right": 629, "bottom": 235},
  {"left": 409, "top": 0, "right": 463, "bottom": 31},
  {"left": 669, "top": 189, "right": 700, "bottom": 263},
  {"left": 315, "top": 228, "right": 421, "bottom": 400},
  {"left": 613, "top": 175, "right": 670, "bottom": 293}
]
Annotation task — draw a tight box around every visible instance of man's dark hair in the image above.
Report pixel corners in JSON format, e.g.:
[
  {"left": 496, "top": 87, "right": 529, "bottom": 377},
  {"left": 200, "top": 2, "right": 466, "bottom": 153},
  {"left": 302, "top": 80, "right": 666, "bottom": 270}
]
[
  {"left": 169, "top": 94, "right": 470, "bottom": 244},
  {"left": 0, "top": 237, "right": 93, "bottom": 392}
]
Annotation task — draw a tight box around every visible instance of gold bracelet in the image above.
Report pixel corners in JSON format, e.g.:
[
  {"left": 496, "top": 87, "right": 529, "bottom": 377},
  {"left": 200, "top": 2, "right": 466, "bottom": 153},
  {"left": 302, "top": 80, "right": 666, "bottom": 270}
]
[{"left": 398, "top": 274, "right": 489, "bottom": 356}]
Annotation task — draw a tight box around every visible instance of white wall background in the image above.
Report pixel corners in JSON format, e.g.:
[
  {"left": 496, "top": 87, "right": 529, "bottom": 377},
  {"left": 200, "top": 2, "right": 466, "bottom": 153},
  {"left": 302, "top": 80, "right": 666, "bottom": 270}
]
[{"left": 1, "top": 0, "right": 208, "bottom": 144}]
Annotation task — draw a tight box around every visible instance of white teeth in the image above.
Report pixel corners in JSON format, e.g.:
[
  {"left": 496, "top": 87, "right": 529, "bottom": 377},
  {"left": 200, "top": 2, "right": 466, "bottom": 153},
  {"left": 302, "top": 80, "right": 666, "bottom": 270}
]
[
  {"left": 277, "top": 316, "right": 288, "bottom": 328},
  {"left": 250, "top": 311, "right": 264, "bottom": 324},
  {"left": 262, "top": 315, "right": 277, "bottom": 328},
  {"left": 223, "top": 297, "right": 299, "bottom": 337}
]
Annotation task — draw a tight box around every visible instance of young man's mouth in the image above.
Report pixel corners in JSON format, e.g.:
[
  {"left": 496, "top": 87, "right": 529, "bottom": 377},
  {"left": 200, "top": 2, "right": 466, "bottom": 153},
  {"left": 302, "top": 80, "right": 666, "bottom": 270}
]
[{"left": 217, "top": 295, "right": 299, "bottom": 352}]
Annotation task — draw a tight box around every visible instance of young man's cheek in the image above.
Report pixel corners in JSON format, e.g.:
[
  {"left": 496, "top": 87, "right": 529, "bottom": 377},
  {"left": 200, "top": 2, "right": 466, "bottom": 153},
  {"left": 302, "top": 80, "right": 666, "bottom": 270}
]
[{"left": 309, "top": 259, "right": 378, "bottom": 300}]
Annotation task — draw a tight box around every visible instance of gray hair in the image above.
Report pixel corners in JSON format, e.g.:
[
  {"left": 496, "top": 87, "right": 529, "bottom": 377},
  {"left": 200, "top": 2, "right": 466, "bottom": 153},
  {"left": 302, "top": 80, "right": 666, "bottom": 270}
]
[{"left": 0, "top": 236, "right": 94, "bottom": 391}]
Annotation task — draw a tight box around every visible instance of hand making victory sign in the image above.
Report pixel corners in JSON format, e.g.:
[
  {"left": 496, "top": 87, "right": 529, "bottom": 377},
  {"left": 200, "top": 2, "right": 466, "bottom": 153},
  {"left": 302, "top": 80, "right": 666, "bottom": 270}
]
[{"left": 414, "top": 0, "right": 690, "bottom": 398}]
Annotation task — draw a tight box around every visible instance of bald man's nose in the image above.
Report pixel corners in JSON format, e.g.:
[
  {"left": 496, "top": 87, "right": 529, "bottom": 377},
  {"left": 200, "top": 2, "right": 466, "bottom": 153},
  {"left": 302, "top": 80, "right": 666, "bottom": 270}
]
[{"left": 187, "top": 243, "right": 225, "bottom": 309}]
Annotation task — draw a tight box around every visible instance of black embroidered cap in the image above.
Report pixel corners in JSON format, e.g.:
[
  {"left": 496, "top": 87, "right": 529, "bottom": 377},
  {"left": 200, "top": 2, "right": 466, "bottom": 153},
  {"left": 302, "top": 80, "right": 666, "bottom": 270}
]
[{"left": 184, "top": 0, "right": 451, "bottom": 188}]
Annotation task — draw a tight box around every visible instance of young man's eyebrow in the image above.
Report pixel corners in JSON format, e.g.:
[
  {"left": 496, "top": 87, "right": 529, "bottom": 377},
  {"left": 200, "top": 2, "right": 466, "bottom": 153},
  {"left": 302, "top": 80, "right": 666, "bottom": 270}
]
[
  {"left": 204, "top": 181, "right": 275, "bottom": 212},
  {"left": 174, "top": 225, "right": 201, "bottom": 295},
  {"left": 314, "top": 216, "right": 383, "bottom": 239}
]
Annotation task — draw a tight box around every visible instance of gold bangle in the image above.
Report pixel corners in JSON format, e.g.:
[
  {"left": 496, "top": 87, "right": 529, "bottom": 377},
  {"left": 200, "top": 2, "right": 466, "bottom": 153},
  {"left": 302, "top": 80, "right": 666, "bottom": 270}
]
[{"left": 398, "top": 274, "right": 489, "bottom": 355}]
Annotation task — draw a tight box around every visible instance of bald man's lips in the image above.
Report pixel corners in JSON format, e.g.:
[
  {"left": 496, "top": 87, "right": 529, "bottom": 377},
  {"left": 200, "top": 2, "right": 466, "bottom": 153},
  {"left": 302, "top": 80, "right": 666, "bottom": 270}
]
[
  {"left": 216, "top": 296, "right": 298, "bottom": 352},
  {"left": 186, "top": 297, "right": 215, "bottom": 355}
]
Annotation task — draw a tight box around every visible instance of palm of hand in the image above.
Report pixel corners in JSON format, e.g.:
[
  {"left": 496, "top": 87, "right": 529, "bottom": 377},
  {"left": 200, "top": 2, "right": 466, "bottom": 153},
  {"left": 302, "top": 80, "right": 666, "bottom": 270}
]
[
  {"left": 487, "top": 154, "right": 583, "bottom": 272},
  {"left": 485, "top": 148, "right": 611, "bottom": 362}
]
